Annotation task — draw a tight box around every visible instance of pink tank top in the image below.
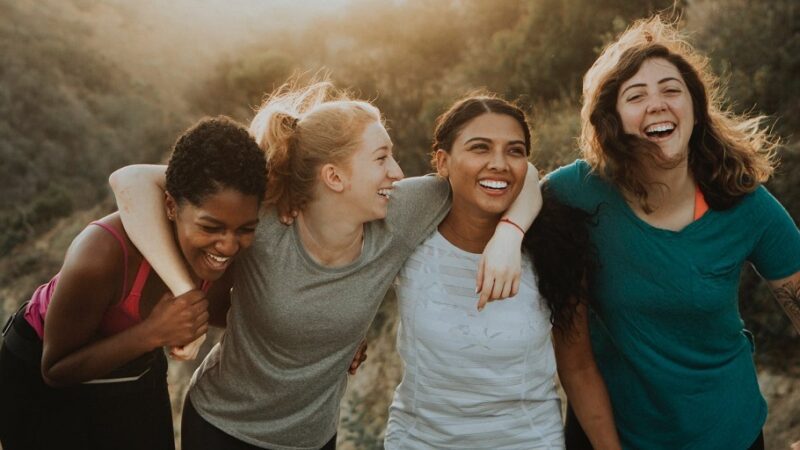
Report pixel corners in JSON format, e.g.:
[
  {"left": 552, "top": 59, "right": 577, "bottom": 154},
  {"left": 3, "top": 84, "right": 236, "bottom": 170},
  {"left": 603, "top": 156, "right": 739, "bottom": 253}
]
[{"left": 23, "top": 221, "right": 201, "bottom": 339}]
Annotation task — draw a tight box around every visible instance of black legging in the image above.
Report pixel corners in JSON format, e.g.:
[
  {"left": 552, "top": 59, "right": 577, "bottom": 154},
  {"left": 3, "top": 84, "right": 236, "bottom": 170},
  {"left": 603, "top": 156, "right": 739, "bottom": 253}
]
[
  {"left": 181, "top": 396, "right": 336, "bottom": 450},
  {"left": 564, "top": 405, "right": 765, "bottom": 450},
  {"left": 0, "top": 315, "right": 174, "bottom": 450}
]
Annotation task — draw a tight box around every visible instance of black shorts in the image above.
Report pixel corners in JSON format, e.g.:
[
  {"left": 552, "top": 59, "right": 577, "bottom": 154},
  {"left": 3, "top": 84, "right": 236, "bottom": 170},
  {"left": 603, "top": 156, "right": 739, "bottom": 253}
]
[{"left": 0, "top": 312, "right": 174, "bottom": 450}]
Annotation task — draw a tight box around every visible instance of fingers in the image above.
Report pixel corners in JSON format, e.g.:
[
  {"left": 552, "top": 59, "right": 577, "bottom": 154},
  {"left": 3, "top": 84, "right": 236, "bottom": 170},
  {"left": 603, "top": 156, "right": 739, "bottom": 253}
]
[
  {"left": 500, "top": 278, "right": 513, "bottom": 300},
  {"left": 348, "top": 340, "right": 368, "bottom": 375},
  {"left": 511, "top": 276, "right": 520, "bottom": 298},
  {"left": 280, "top": 210, "right": 299, "bottom": 225},
  {"left": 490, "top": 276, "right": 505, "bottom": 301},
  {"left": 178, "top": 288, "right": 207, "bottom": 306},
  {"left": 477, "top": 268, "right": 523, "bottom": 311},
  {"left": 477, "top": 278, "right": 494, "bottom": 311},
  {"left": 475, "top": 256, "right": 485, "bottom": 295}
]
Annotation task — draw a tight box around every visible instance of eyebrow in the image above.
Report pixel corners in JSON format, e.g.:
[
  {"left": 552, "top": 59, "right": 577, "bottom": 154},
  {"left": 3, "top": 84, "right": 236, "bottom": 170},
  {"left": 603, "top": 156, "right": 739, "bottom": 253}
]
[
  {"left": 372, "top": 145, "right": 391, "bottom": 153},
  {"left": 464, "top": 137, "right": 526, "bottom": 146},
  {"left": 620, "top": 77, "right": 684, "bottom": 97}
]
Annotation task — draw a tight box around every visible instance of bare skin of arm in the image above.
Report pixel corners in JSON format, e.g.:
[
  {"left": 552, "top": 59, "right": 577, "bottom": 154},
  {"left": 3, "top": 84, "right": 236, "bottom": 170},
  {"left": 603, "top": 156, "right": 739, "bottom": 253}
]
[
  {"left": 471, "top": 162, "right": 544, "bottom": 309},
  {"left": 110, "top": 164, "right": 194, "bottom": 295},
  {"left": 111, "top": 163, "right": 543, "bottom": 310},
  {"left": 769, "top": 271, "right": 800, "bottom": 334},
  {"left": 41, "top": 224, "right": 208, "bottom": 387},
  {"left": 553, "top": 302, "right": 621, "bottom": 450}
]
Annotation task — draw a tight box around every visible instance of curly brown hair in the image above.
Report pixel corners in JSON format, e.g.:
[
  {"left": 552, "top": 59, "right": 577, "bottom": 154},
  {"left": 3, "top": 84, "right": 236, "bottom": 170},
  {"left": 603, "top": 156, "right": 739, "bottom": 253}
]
[{"left": 580, "top": 16, "right": 777, "bottom": 212}]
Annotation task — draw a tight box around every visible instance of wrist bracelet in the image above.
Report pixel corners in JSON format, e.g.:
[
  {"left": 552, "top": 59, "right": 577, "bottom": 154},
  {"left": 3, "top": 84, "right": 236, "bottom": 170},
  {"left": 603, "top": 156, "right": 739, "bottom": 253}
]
[{"left": 499, "top": 217, "right": 525, "bottom": 236}]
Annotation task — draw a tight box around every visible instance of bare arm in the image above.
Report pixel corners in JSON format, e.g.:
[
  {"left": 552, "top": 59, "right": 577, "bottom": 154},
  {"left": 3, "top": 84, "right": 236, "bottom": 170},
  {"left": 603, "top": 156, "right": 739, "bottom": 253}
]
[
  {"left": 768, "top": 271, "right": 800, "bottom": 334},
  {"left": 554, "top": 302, "right": 621, "bottom": 450},
  {"left": 477, "top": 162, "right": 542, "bottom": 309},
  {"left": 41, "top": 227, "right": 208, "bottom": 387},
  {"left": 109, "top": 164, "right": 195, "bottom": 295}
]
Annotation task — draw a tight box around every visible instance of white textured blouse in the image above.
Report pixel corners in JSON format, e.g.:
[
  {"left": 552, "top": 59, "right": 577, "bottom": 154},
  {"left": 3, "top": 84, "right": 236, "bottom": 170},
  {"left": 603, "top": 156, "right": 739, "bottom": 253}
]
[{"left": 385, "top": 231, "right": 564, "bottom": 450}]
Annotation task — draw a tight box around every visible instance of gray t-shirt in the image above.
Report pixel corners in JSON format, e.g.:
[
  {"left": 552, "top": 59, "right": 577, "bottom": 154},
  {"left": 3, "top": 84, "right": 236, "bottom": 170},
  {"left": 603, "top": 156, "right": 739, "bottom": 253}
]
[{"left": 188, "top": 175, "right": 451, "bottom": 449}]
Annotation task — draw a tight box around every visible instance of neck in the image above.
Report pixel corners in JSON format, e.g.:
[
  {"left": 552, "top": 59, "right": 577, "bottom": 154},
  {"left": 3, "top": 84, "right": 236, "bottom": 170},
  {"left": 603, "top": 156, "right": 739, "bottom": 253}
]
[
  {"left": 438, "top": 206, "right": 498, "bottom": 254},
  {"left": 296, "top": 197, "right": 364, "bottom": 267},
  {"left": 639, "top": 161, "right": 695, "bottom": 211}
]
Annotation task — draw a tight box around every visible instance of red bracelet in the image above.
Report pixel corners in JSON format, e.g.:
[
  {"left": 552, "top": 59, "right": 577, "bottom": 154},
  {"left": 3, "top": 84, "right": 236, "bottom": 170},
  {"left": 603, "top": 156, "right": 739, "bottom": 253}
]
[{"left": 499, "top": 217, "right": 525, "bottom": 236}]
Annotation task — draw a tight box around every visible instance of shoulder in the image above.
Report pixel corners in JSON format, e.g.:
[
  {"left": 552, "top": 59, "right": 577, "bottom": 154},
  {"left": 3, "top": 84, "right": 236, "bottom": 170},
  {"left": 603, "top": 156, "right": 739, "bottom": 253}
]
[
  {"left": 544, "top": 160, "right": 593, "bottom": 195},
  {"left": 391, "top": 174, "right": 450, "bottom": 202},
  {"left": 59, "top": 214, "right": 127, "bottom": 288},
  {"left": 729, "top": 185, "right": 793, "bottom": 220},
  {"left": 386, "top": 175, "right": 452, "bottom": 238},
  {"left": 544, "top": 160, "right": 611, "bottom": 209}
]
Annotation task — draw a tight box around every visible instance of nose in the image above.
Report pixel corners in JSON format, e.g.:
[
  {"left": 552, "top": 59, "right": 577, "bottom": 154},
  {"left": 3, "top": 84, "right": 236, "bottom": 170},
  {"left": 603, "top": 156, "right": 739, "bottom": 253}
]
[
  {"left": 387, "top": 155, "right": 404, "bottom": 181},
  {"left": 215, "top": 232, "right": 240, "bottom": 257},
  {"left": 646, "top": 98, "right": 668, "bottom": 114},
  {"left": 487, "top": 148, "right": 509, "bottom": 171}
]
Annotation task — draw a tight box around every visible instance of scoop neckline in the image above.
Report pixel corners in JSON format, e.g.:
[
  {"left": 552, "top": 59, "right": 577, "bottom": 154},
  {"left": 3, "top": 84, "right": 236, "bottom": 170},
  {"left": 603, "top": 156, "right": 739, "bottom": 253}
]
[
  {"left": 608, "top": 184, "right": 712, "bottom": 237},
  {"left": 290, "top": 220, "right": 372, "bottom": 273}
]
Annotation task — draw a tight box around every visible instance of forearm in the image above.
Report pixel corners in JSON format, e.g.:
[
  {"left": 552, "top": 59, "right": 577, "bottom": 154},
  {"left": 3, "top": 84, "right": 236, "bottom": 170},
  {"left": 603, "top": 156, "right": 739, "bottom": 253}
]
[
  {"left": 109, "top": 165, "right": 194, "bottom": 294},
  {"left": 559, "top": 364, "right": 621, "bottom": 450},
  {"left": 502, "top": 162, "right": 542, "bottom": 231},
  {"left": 42, "top": 323, "right": 159, "bottom": 387},
  {"left": 770, "top": 273, "right": 800, "bottom": 334}
]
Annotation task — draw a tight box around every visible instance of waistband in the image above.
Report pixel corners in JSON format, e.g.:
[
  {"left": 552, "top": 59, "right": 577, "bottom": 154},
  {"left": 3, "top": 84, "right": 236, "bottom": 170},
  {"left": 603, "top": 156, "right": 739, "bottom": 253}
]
[{"left": 2, "top": 302, "right": 159, "bottom": 384}]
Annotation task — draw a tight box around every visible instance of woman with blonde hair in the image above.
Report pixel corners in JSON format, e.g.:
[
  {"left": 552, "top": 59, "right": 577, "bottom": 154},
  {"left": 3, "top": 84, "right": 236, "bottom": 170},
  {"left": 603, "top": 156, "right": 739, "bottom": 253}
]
[
  {"left": 546, "top": 17, "right": 800, "bottom": 449},
  {"left": 109, "top": 80, "right": 540, "bottom": 449}
]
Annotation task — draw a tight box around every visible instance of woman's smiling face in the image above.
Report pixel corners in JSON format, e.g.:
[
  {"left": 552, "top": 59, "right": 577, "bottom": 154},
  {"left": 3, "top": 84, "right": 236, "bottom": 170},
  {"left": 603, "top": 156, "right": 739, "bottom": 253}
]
[
  {"left": 168, "top": 187, "right": 260, "bottom": 281},
  {"left": 616, "top": 57, "right": 695, "bottom": 160},
  {"left": 436, "top": 112, "right": 528, "bottom": 219}
]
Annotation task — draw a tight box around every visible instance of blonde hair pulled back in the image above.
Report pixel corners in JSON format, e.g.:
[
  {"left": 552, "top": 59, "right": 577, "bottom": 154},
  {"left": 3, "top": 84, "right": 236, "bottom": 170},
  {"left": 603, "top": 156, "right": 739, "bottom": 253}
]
[{"left": 250, "top": 80, "right": 382, "bottom": 217}]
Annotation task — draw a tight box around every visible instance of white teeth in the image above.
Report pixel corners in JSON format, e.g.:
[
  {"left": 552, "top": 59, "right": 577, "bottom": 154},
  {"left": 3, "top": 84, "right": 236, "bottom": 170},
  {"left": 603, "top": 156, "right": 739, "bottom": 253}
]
[
  {"left": 378, "top": 188, "right": 392, "bottom": 198},
  {"left": 206, "top": 253, "right": 229, "bottom": 263},
  {"left": 645, "top": 122, "right": 675, "bottom": 133},
  {"left": 479, "top": 180, "right": 508, "bottom": 189}
]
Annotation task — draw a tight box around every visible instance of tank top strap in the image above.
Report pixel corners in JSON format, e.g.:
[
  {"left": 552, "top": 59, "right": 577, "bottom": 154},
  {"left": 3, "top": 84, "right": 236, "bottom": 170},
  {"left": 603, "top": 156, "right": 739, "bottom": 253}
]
[
  {"left": 89, "top": 221, "right": 129, "bottom": 304},
  {"left": 129, "top": 259, "right": 151, "bottom": 297},
  {"left": 693, "top": 185, "right": 709, "bottom": 221}
]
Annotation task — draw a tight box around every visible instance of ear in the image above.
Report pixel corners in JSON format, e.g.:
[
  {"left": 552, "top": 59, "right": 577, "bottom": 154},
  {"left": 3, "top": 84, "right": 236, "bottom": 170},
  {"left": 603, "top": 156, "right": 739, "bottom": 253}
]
[
  {"left": 319, "top": 163, "right": 346, "bottom": 193},
  {"left": 165, "top": 191, "right": 178, "bottom": 221},
  {"left": 435, "top": 149, "right": 450, "bottom": 178}
]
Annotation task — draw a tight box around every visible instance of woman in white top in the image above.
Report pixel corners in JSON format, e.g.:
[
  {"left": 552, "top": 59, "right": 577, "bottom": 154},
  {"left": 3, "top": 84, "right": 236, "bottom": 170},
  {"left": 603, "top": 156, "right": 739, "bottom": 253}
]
[{"left": 385, "top": 94, "right": 621, "bottom": 449}]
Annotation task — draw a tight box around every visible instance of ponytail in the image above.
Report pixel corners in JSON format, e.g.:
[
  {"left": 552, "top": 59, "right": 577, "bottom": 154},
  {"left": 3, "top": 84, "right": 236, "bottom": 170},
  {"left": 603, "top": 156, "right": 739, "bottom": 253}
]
[{"left": 249, "top": 80, "right": 381, "bottom": 218}]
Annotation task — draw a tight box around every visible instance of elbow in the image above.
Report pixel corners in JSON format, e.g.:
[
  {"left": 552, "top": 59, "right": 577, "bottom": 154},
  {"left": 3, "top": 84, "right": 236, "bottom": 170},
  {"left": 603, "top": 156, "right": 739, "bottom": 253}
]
[
  {"left": 41, "top": 365, "right": 69, "bottom": 388},
  {"left": 109, "top": 167, "right": 129, "bottom": 192}
]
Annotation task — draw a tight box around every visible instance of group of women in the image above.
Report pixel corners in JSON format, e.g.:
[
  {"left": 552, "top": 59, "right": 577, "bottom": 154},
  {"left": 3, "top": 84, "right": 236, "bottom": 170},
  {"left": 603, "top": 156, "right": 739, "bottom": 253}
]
[{"left": 1, "top": 15, "right": 798, "bottom": 450}]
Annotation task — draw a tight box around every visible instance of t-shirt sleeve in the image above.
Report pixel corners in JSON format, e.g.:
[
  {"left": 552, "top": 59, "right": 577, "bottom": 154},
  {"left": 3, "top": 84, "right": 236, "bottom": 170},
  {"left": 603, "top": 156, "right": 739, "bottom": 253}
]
[
  {"left": 543, "top": 159, "right": 589, "bottom": 207},
  {"left": 386, "top": 175, "right": 451, "bottom": 248},
  {"left": 748, "top": 187, "right": 800, "bottom": 280}
]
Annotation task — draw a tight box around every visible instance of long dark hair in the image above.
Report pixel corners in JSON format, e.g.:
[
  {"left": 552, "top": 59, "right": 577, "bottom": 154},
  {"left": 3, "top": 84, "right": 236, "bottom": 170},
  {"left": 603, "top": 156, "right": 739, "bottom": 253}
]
[{"left": 524, "top": 184, "right": 598, "bottom": 336}]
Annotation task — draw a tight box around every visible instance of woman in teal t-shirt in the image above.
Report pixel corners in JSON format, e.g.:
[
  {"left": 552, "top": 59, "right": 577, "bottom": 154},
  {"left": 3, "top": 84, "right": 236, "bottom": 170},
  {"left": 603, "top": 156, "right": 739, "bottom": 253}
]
[{"left": 546, "top": 17, "right": 800, "bottom": 450}]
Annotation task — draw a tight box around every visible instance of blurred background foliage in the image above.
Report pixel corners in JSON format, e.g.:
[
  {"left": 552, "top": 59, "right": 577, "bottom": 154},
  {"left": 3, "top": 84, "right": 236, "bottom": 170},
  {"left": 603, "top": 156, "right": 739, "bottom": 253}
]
[{"left": 1, "top": 0, "right": 798, "bottom": 447}]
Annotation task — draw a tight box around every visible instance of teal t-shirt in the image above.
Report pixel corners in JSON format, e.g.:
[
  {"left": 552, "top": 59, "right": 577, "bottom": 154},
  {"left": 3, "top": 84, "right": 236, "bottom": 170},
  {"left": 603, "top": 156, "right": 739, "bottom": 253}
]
[{"left": 547, "top": 160, "right": 800, "bottom": 449}]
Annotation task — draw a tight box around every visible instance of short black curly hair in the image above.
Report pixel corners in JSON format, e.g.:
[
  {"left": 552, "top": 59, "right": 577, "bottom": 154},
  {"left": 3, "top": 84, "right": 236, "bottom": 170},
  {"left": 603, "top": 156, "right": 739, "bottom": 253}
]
[{"left": 166, "top": 116, "right": 267, "bottom": 206}]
